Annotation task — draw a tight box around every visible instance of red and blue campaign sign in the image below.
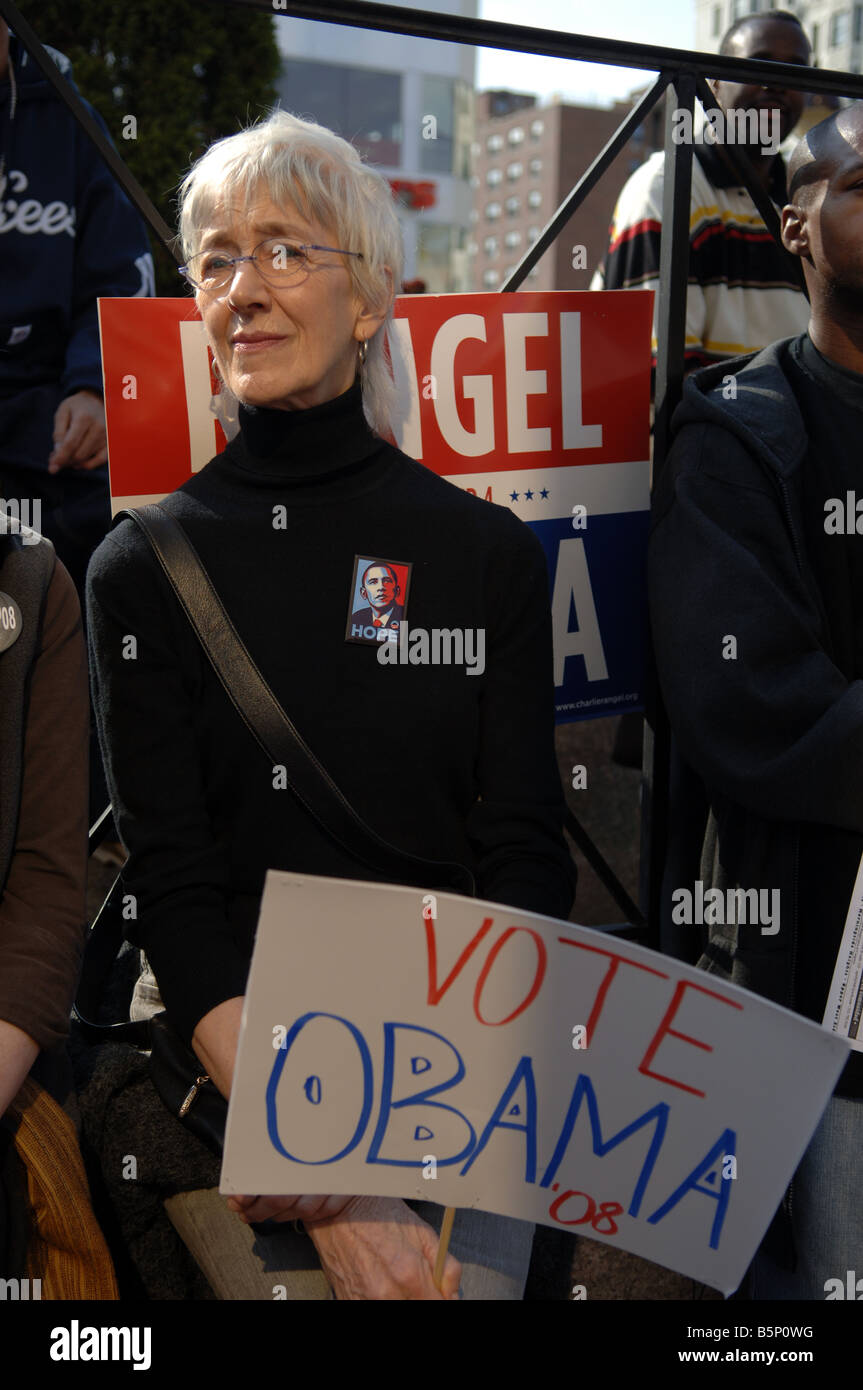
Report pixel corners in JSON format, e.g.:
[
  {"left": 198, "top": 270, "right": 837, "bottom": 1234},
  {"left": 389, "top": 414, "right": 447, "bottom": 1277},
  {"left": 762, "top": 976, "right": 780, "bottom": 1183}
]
[{"left": 99, "top": 290, "right": 652, "bottom": 722}]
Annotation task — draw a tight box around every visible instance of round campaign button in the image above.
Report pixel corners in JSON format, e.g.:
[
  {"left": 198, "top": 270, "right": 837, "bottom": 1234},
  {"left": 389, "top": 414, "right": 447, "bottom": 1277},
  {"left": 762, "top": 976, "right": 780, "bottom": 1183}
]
[{"left": 0, "top": 592, "right": 22, "bottom": 652}]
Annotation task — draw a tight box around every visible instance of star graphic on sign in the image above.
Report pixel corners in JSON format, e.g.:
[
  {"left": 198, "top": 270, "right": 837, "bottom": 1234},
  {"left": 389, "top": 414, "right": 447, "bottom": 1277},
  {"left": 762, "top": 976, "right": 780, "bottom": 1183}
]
[
  {"left": 524, "top": 489, "right": 534, "bottom": 501},
  {"left": 510, "top": 490, "right": 519, "bottom": 502},
  {"left": 540, "top": 488, "right": 549, "bottom": 499}
]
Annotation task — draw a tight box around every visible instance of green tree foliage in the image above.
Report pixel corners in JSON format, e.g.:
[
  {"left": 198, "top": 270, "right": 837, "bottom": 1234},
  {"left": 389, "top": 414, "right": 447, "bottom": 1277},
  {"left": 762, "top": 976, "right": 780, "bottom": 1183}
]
[{"left": 14, "top": 0, "right": 281, "bottom": 293}]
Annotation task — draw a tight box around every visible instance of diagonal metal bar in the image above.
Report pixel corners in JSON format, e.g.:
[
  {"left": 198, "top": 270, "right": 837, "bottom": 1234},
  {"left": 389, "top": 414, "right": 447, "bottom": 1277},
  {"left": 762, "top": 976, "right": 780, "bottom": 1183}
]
[
  {"left": 228, "top": 0, "right": 863, "bottom": 100},
  {"left": 502, "top": 72, "right": 670, "bottom": 292},
  {"left": 0, "top": 0, "right": 179, "bottom": 255},
  {"left": 564, "top": 809, "right": 646, "bottom": 930},
  {"left": 653, "top": 79, "right": 697, "bottom": 476},
  {"left": 693, "top": 75, "right": 806, "bottom": 297}
]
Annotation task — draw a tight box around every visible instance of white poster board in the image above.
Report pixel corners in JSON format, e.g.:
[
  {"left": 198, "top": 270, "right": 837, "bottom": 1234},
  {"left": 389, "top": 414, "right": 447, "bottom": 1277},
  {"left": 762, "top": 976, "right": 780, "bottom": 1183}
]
[
  {"left": 824, "top": 849, "right": 863, "bottom": 1051},
  {"left": 221, "top": 873, "right": 848, "bottom": 1295}
]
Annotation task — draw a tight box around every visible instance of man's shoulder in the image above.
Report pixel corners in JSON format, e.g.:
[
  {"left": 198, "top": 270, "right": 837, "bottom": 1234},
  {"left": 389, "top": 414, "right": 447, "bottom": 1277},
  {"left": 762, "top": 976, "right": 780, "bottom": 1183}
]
[
  {"left": 610, "top": 151, "right": 667, "bottom": 221},
  {"left": 667, "top": 338, "right": 808, "bottom": 482}
]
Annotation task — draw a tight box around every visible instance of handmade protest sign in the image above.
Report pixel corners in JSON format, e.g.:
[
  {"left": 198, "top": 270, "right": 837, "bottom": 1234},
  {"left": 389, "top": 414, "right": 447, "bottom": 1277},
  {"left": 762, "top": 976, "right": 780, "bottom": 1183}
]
[
  {"left": 220, "top": 873, "right": 848, "bottom": 1295},
  {"left": 98, "top": 290, "right": 651, "bottom": 722},
  {"left": 824, "top": 849, "right": 863, "bottom": 1052}
]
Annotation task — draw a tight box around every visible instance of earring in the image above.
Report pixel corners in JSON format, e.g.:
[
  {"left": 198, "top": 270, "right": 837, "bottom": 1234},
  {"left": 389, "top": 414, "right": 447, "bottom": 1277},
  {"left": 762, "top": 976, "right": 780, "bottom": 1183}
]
[{"left": 358, "top": 338, "right": 368, "bottom": 367}]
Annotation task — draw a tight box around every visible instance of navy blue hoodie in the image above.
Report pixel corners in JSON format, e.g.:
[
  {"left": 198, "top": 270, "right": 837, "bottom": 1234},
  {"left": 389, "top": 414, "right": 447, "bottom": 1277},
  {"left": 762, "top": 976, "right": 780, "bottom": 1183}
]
[
  {"left": 0, "top": 34, "right": 153, "bottom": 464},
  {"left": 649, "top": 336, "right": 863, "bottom": 1098}
]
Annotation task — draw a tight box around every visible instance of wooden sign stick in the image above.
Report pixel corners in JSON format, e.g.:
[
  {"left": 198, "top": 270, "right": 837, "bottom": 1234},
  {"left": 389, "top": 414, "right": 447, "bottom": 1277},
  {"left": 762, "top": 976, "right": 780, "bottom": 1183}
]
[{"left": 433, "top": 1206, "right": 457, "bottom": 1291}]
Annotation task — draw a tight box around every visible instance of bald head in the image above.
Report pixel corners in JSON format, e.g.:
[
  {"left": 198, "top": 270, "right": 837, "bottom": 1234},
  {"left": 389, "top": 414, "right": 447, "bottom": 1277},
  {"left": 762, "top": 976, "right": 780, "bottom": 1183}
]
[
  {"left": 780, "top": 100, "right": 863, "bottom": 352},
  {"left": 788, "top": 105, "right": 863, "bottom": 205}
]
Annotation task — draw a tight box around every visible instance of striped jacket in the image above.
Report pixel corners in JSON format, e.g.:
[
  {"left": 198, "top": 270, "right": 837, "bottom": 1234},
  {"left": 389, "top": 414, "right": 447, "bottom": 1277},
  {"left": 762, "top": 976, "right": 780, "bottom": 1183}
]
[{"left": 591, "top": 141, "right": 809, "bottom": 369}]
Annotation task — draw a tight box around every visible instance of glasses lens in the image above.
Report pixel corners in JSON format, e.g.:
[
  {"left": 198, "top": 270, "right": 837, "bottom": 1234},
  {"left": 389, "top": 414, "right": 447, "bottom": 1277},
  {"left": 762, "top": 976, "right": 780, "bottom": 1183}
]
[
  {"left": 257, "top": 239, "right": 308, "bottom": 284},
  {"left": 186, "top": 249, "right": 234, "bottom": 291},
  {"left": 185, "top": 240, "right": 310, "bottom": 291}
]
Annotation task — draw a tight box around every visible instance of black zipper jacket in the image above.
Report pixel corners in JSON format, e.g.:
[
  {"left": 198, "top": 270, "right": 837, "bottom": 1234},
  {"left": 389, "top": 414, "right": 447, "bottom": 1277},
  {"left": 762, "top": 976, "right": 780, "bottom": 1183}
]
[{"left": 649, "top": 335, "right": 863, "bottom": 1098}]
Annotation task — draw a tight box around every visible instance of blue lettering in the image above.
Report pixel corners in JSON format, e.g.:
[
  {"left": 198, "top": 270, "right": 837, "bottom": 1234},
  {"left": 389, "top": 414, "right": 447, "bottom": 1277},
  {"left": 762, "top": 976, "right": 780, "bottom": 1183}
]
[
  {"left": 646, "top": 1128, "right": 736, "bottom": 1250},
  {"left": 366, "top": 1023, "right": 475, "bottom": 1168},
  {"left": 539, "top": 1073, "right": 669, "bottom": 1217},
  {"left": 460, "top": 1055, "right": 537, "bottom": 1183},
  {"left": 266, "top": 1012, "right": 373, "bottom": 1164},
  {"left": 303, "top": 1075, "right": 322, "bottom": 1105}
]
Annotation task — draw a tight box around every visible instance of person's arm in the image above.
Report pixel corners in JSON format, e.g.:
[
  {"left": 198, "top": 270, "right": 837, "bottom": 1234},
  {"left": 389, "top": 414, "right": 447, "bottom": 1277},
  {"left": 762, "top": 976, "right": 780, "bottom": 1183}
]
[
  {"left": 467, "top": 514, "right": 576, "bottom": 920},
  {"left": 61, "top": 101, "right": 154, "bottom": 403},
  {"left": 0, "top": 561, "right": 88, "bottom": 1113},
  {"left": 49, "top": 99, "right": 154, "bottom": 473},
  {"left": 649, "top": 421, "right": 863, "bottom": 829},
  {"left": 0, "top": 1023, "right": 39, "bottom": 1120}
]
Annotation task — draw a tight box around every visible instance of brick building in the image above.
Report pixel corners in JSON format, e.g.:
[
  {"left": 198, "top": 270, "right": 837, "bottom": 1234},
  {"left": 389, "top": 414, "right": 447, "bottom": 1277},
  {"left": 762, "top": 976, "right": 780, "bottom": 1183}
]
[{"left": 468, "top": 90, "right": 664, "bottom": 293}]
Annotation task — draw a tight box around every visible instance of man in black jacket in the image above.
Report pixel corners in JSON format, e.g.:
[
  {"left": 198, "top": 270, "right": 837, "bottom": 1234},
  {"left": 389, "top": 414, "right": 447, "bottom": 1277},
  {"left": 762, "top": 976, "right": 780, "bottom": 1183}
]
[{"left": 649, "top": 104, "right": 863, "bottom": 1299}]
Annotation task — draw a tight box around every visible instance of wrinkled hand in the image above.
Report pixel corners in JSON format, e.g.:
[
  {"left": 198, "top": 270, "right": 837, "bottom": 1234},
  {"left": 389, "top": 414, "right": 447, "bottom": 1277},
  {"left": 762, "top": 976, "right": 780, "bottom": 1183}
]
[
  {"left": 226, "top": 1192, "right": 356, "bottom": 1225},
  {"left": 49, "top": 390, "right": 107, "bottom": 472},
  {"left": 305, "top": 1195, "right": 462, "bottom": 1300}
]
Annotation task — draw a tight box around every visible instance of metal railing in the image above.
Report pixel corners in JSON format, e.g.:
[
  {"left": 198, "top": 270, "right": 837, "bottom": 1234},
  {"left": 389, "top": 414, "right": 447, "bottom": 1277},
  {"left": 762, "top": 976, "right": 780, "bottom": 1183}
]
[{"left": 4, "top": 0, "right": 862, "bottom": 948}]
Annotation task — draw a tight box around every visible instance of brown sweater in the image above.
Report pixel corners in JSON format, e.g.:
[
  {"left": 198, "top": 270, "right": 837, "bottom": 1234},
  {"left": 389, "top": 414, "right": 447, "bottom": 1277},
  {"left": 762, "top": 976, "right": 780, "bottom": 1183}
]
[{"left": 0, "top": 560, "right": 88, "bottom": 1052}]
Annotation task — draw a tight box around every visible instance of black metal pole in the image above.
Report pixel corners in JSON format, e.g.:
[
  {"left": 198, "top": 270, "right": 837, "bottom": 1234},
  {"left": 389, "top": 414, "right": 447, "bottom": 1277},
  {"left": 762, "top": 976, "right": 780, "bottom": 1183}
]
[
  {"left": 564, "top": 809, "right": 646, "bottom": 931},
  {"left": 640, "top": 79, "right": 696, "bottom": 950},
  {"left": 224, "top": 0, "right": 863, "bottom": 101}
]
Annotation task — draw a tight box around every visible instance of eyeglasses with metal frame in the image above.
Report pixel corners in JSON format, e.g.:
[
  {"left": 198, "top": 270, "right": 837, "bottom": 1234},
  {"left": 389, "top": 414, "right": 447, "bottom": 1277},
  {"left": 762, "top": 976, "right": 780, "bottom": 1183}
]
[{"left": 179, "top": 237, "right": 364, "bottom": 293}]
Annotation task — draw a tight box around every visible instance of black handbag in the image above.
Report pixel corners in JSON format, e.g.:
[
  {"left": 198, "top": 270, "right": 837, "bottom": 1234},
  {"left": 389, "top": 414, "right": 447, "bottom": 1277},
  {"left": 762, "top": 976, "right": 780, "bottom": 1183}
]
[{"left": 77, "top": 503, "right": 475, "bottom": 1154}]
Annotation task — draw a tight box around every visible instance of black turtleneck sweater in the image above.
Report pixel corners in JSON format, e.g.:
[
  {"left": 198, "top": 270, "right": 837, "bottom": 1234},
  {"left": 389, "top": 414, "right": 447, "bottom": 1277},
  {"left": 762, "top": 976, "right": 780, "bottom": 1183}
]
[{"left": 86, "top": 383, "right": 575, "bottom": 1044}]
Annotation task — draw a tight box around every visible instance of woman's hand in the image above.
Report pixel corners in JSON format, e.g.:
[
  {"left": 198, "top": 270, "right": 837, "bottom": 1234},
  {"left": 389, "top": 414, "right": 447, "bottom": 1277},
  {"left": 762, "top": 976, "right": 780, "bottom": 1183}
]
[
  {"left": 192, "top": 1005, "right": 359, "bottom": 1229},
  {"left": 304, "top": 1195, "right": 462, "bottom": 1300},
  {"left": 192, "top": 999, "right": 458, "bottom": 1299},
  {"left": 225, "top": 1192, "right": 356, "bottom": 1225}
]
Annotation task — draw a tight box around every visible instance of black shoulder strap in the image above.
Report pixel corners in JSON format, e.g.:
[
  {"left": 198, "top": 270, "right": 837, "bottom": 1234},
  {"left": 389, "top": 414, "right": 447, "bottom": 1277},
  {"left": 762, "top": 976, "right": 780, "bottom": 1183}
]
[{"left": 120, "top": 503, "right": 474, "bottom": 897}]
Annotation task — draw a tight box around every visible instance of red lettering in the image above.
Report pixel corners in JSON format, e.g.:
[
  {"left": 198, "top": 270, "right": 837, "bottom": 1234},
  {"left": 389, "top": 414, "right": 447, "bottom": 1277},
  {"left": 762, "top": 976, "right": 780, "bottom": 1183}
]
[
  {"left": 473, "top": 927, "right": 547, "bottom": 1025},
  {"left": 548, "top": 1190, "right": 623, "bottom": 1235},
  {"left": 557, "top": 937, "right": 668, "bottom": 1044},
  {"left": 424, "top": 915, "right": 494, "bottom": 1006},
  {"left": 592, "top": 1201, "right": 623, "bottom": 1236},
  {"left": 549, "top": 1190, "right": 596, "bottom": 1226},
  {"left": 638, "top": 979, "right": 743, "bottom": 1097}
]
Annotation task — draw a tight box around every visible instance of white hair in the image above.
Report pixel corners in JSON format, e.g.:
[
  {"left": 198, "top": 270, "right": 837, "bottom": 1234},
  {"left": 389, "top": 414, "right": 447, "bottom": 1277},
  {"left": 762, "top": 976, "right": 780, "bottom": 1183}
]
[{"left": 178, "top": 108, "right": 404, "bottom": 437}]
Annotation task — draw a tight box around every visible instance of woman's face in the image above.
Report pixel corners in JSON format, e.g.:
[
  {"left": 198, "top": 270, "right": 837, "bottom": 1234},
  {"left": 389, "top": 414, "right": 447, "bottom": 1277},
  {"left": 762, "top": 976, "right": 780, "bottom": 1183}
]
[{"left": 194, "top": 187, "right": 375, "bottom": 412}]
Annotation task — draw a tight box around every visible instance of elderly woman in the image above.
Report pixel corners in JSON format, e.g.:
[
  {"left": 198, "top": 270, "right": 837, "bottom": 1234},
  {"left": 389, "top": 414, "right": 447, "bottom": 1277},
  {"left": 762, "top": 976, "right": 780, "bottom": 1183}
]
[{"left": 87, "top": 110, "right": 575, "bottom": 1301}]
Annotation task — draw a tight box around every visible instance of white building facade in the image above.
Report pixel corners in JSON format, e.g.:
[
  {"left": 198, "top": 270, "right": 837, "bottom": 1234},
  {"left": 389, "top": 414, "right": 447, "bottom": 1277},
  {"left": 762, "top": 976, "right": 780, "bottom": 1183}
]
[
  {"left": 695, "top": 0, "right": 863, "bottom": 73},
  {"left": 273, "top": 0, "right": 476, "bottom": 291}
]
